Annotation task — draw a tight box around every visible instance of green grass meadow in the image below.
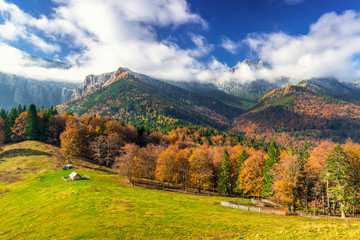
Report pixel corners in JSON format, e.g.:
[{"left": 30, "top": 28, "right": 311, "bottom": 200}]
[{"left": 1, "top": 141, "right": 360, "bottom": 239}]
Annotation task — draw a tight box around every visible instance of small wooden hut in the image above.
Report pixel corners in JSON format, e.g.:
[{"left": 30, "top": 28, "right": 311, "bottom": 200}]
[
  {"left": 69, "top": 172, "right": 81, "bottom": 181},
  {"left": 63, "top": 164, "right": 73, "bottom": 170}
]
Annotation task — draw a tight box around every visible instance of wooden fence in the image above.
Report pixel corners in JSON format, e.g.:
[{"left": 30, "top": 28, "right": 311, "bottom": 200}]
[
  {"left": 221, "top": 201, "right": 360, "bottom": 220},
  {"left": 220, "top": 201, "right": 288, "bottom": 215}
]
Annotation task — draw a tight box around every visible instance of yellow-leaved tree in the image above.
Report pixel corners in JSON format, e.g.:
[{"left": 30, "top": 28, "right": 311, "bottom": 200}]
[
  {"left": 238, "top": 148, "right": 265, "bottom": 197},
  {"left": 188, "top": 147, "right": 213, "bottom": 193}
]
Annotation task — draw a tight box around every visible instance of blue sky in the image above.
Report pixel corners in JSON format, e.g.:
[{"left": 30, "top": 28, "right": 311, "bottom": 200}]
[{"left": 1, "top": 0, "right": 360, "bottom": 83}]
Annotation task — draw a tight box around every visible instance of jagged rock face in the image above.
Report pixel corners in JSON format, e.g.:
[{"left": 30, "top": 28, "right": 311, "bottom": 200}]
[
  {"left": 70, "top": 67, "right": 155, "bottom": 100},
  {"left": 230, "top": 59, "right": 268, "bottom": 73},
  {"left": 301, "top": 78, "right": 360, "bottom": 101},
  {"left": 215, "top": 79, "right": 289, "bottom": 99},
  {"left": 0, "top": 72, "right": 78, "bottom": 110},
  {"left": 71, "top": 71, "right": 115, "bottom": 99}
]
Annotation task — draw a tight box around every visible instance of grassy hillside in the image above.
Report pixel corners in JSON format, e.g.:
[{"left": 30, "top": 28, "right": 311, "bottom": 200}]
[
  {"left": 1, "top": 141, "right": 360, "bottom": 239},
  {"left": 0, "top": 141, "right": 65, "bottom": 183}
]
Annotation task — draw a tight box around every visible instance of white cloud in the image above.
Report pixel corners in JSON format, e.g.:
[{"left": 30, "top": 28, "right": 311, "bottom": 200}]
[
  {"left": 0, "top": 43, "right": 87, "bottom": 81},
  {"left": 114, "top": 0, "right": 207, "bottom": 28},
  {"left": 0, "top": 0, "right": 211, "bottom": 82},
  {"left": 27, "top": 34, "right": 60, "bottom": 53},
  {"left": 0, "top": 21, "right": 25, "bottom": 41},
  {"left": 244, "top": 10, "right": 360, "bottom": 82},
  {"left": 221, "top": 36, "right": 241, "bottom": 54},
  {"left": 189, "top": 34, "right": 213, "bottom": 57}
]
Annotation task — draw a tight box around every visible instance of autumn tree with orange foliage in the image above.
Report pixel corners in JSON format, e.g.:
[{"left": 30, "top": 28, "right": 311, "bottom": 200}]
[
  {"left": 113, "top": 143, "right": 140, "bottom": 186},
  {"left": 174, "top": 148, "right": 191, "bottom": 190},
  {"left": 234, "top": 149, "right": 249, "bottom": 195},
  {"left": 156, "top": 145, "right": 178, "bottom": 186},
  {"left": 10, "top": 112, "right": 27, "bottom": 142},
  {"left": 238, "top": 148, "right": 265, "bottom": 197},
  {"left": 189, "top": 147, "right": 214, "bottom": 193},
  {"left": 271, "top": 151, "right": 304, "bottom": 213},
  {"left": 343, "top": 140, "right": 360, "bottom": 216},
  {"left": 137, "top": 143, "right": 164, "bottom": 181},
  {"left": 60, "top": 116, "right": 92, "bottom": 162}
]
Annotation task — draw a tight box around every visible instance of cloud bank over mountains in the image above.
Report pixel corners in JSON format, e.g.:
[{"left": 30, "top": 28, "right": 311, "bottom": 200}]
[
  {"left": 245, "top": 10, "right": 360, "bottom": 82},
  {"left": 0, "top": 0, "right": 360, "bottom": 83}
]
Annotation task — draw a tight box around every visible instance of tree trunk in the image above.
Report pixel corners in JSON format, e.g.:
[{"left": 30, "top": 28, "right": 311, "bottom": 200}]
[
  {"left": 321, "top": 188, "right": 326, "bottom": 214},
  {"left": 340, "top": 202, "right": 346, "bottom": 218},
  {"left": 327, "top": 179, "right": 331, "bottom": 216}
]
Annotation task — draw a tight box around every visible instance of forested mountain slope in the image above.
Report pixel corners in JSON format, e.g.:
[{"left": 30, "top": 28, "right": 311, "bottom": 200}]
[
  {"left": 60, "top": 68, "right": 244, "bottom": 130},
  {"left": 232, "top": 83, "right": 360, "bottom": 146}
]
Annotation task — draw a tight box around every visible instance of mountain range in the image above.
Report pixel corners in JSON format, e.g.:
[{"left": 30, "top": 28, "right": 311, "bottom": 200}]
[{"left": 3, "top": 56, "right": 360, "bottom": 144}]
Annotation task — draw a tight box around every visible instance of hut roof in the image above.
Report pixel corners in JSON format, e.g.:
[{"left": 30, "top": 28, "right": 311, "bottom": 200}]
[{"left": 69, "top": 172, "right": 80, "bottom": 178}]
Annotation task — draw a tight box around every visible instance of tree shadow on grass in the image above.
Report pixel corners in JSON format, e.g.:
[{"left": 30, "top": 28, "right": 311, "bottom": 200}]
[
  {"left": 75, "top": 163, "right": 114, "bottom": 174},
  {"left": 0, "top": 148, "right": 52, "bottom": 159}
]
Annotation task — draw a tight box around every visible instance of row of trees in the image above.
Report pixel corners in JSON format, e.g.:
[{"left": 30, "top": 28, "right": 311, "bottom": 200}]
[
  {"left": 113, "top": 135, "right": 360, "bottom": 218},
  {"left": 58, "top": 113, "right": 268, "bottom": 168}
]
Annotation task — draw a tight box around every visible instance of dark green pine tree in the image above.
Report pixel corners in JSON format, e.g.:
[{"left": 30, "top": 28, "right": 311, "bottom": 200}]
[
  {"left": 325, "top": 144, "right": 351, "bottom": 218},
  {"left": 25, "top": 103, "right": 40, "bottom": 140},
  {"left": 17, "top": 104, "right": 23, "bottom": 114},
  {"left": 263, "top": 140, "right": 280, "bottom": 196},
  {"left": 235, "top": 149, "right": 249, "bottom": 195},
  {"left": 0, "top": 108, "right": 7, "bottom": 121},
  {"left": 217, "top": 149, "right": 232, "bottom": 195},
  {"left": 5, "top": 107, "right": 19, "bottom": 140}
]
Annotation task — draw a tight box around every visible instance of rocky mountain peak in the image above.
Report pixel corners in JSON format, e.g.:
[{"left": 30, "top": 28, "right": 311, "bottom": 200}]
[
  {"left": 230, "top": 59, "right": 268, "bottom": 73},
  {"left": 71, "top": 71, "right": 116, "bottom": 100}
]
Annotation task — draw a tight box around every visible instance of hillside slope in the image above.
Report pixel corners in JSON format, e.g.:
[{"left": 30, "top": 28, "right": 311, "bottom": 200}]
[
  {"left": 1, "top": 141, "right": 359, "bottom": 239},
  {"left": 0, "top": 141, "right": 65, "bottom": 183},
  {"left": 232, "top": 84, "right": 360, "bottom": 146},
  {"left": 60, "top": 68, "right": 244, "bottom": 130}
]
